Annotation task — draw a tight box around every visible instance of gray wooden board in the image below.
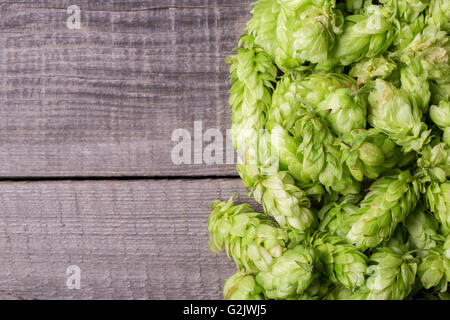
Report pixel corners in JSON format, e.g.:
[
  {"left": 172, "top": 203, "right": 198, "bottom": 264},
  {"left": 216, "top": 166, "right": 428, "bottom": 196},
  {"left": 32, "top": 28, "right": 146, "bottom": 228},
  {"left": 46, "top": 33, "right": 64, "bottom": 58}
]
[
  {"left": 0, "top": 0, "right": 253, "bottom": 177},
  {"left": 0, "top": 178, "right": 262, "bottom": 299}
]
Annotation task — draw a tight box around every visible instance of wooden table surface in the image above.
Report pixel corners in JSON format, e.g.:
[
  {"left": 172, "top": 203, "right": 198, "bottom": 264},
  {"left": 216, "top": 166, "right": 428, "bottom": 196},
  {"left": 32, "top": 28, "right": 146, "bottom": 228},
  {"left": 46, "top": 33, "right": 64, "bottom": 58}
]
[{"left": 0, "top": 0, "right": 255, "bottom": 299}]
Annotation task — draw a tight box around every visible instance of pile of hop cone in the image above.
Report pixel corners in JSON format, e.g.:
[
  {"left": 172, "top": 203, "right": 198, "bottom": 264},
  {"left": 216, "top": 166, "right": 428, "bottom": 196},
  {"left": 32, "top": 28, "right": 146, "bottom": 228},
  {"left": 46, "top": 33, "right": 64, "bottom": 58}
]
[{"left": 207, "top": 0, "right": 450, "bottom": 300}]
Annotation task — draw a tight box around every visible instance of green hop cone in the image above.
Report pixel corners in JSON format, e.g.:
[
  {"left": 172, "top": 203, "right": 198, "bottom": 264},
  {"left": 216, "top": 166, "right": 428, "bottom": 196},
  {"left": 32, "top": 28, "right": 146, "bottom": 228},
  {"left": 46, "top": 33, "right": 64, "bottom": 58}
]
[
  {"left": 415, "top": 143, "right": 450, "bottom": 235},
  {"left": 418, "top": 248, "right": 450, "bottom": 292},
  {"left": 268, "top": 73, "right": 357, "bottom": 135},
  {"left": 256, "top": 245, "right": 317, "bottom": 299},
  {"left": 325, "top": 5, "right": 395, "bottom": 68},
  {"left": 363, "top": 247, "right": 418, "bottom": 300},
  {"left": 400, "top": 65, "right": 431, "bottom": 113},
  {"left": 368, "top": 79, "right": 431, "bottom": 152},
  {"left": 426, "top": 182, "right": 450, "bottom": 236},
  {"left": 430, "top": 79, "right": 450, "bottom": 105},
  {"left": 267, "top": 124, "right": 304, "bottom": 182},
  {"left": 245, "top": 0, "right": 281, "bottom": 59},
  {"left": 349, "top": 56, "right": 397, "bottom": 85},
  {"left": 295, "top": 275, "right": 334, "bottom": 300},
  {"left": 405, "top": 207, "right": 443, "bottom": 256},
  {"left": 318, "top": 196, "right": 360, "bottom": 239},
  {"left": 380, "top": 0, "right": 429, "bottom": 23},
  {"left": 445, "top": 234, "right": 450, "bottom": 261},
  {"left": 294, "top": 113, "right": 360, "bottom": 195},
  {"left": 227, "top": 35, "right": 277, "bottom": 176},
  {"left": 253, "top": 171, "right": 317, "bottom": 233},
  {"left": 324, "top": 285, "right": 370, "bottom": 300},
  {"left": 340, "top": 129, "right": 403, "bottom": 181},
  {"left": 313, "top": 234, "right": 368, "bottom": 291},
  {"left": 208, "top": 197, "right": 288, "bottom": 273},
  {"left": 428, "top": 0, "right": 450, "bottom": 32},
  {"left": 246, "top": 0, "right": 344, "bottom": 71},
  {"left": 430, "top": 101, "right": 450, "bottom": 146},
  {"left": 345, "top": 170, "right": 420, "bottom": 251},
  {"left": 316, "top": 87, "right": 367, "bottom": 136},
  {"left": 392, "top": 14, "right": 426, "bottom": 52},
  {"left": 223, "top": 271, "right": 264, "bottom": 300},
  {"left": 397, "top": 23, "right": 449, "bottom": 81}
]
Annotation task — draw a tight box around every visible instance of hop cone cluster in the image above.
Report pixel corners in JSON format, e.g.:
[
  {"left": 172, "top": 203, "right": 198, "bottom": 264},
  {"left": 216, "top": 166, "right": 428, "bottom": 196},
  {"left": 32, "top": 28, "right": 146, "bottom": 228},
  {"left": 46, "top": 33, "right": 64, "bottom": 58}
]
[{"left": 208, "top": 0, "right": 450, "bottom": 300}]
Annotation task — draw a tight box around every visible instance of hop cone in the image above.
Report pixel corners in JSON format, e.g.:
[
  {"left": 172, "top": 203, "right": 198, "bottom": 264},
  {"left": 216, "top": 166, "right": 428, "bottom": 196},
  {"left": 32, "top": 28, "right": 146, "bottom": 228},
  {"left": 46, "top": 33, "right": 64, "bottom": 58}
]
[
  {"left": 345, "top": 170, "right": 420, "bottom": 251},
  {"left": 406, "top": 207, "right": 443, "bottom": 256},
  {"left": 415, "top": 229, "right": 450, "bottom": 293},
  {"left": 400, "top": 65, "right": 431, "bottom": 113},
  {"left": 349, "top": 56, "right": 397, "bottom": 85},
  {"left": 368, "top": 79, "right": 430, "bottom": 152},
  {"left": 269, "top": 73, "right": 359, "bottom": 136},
  {"left": 223, "top": 271, "right": 264, "bottom": 300},
  {"left": 318, "top": 197, "right": 360, "bottom": 239},
  {"left": 253, "top": 171, "right": 317, "bottom": 233},
  {"left": 418, "top": 247, "right": 450, "bottom": 292},
  {"left": 363, "top": 247, "right": 418, "bottom": 300},
  {"left": 227, "top": 35, "right": 277, "bottom": 174},
  {"left": 316, "top": 87, "right": 367, "bottom": 136},
  {"left": 430, "top": 79, "right": 450, "bottom": 106},
  {"left": 323, "top": 5, "right": 395, "bottom": 68},
  {"left": 247, "top": 0, "right": 344, "bottom": 71},
  {"left": 208, "top": 197, "right": 288, "bottom": 273},
  {"left": 256, "top": 245, "right": 317, "bottom": 299},
  {"left": 397, "top": 23, "right": 449, "bottom": 82},
  {"left": 428, "top": 0, "right": 450, "bottom": 32},
  {"left": 415, "top": 143, "right": 450, "bottom": 235},
  {"left": 295, "top": 276, "right": 334, "bottom": 300},
  {"left": 294, "top": 113, "right": 360, "bottom": 195},
  {"left": 430, "top": 101, "right": 450, "bottom": 146},
  {"left": 267, "top": 123, "right": 304, "bottom": 182},
  {"left": 380, "top": 0, "right": 429, "bottom": 24},
  {"left": 324, "top": 285, "right": 369, "bottom": 300},
  {"left": 245, "top": 0, "right": 281, "bottom": 59},
  {"left": 313, "top": 234, "right": 368, "bottom": 291},
  {"left": 340, "top": 129, "right": 403, "bottom": 182}
]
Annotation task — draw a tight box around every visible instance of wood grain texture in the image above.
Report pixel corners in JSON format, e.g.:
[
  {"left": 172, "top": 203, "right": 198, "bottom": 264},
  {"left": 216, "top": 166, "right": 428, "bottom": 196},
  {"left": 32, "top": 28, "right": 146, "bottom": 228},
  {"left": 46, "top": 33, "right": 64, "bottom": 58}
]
[
  {"left": 0, "top": 0, "right": 252, "bottom": 177},
  {"left": 0, "top": 178, "right": 261, "bottom": 300}
]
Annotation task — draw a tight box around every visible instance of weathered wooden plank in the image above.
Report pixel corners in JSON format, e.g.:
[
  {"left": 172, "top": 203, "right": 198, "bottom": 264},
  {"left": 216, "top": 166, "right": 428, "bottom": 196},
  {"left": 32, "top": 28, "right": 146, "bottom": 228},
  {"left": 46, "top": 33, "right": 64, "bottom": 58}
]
[
  {"left": 0, "top": 0, "right": 252, "bottom": 177},
  {"left": 0, "top": 178, "right": 260, "bottom": 300}
]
